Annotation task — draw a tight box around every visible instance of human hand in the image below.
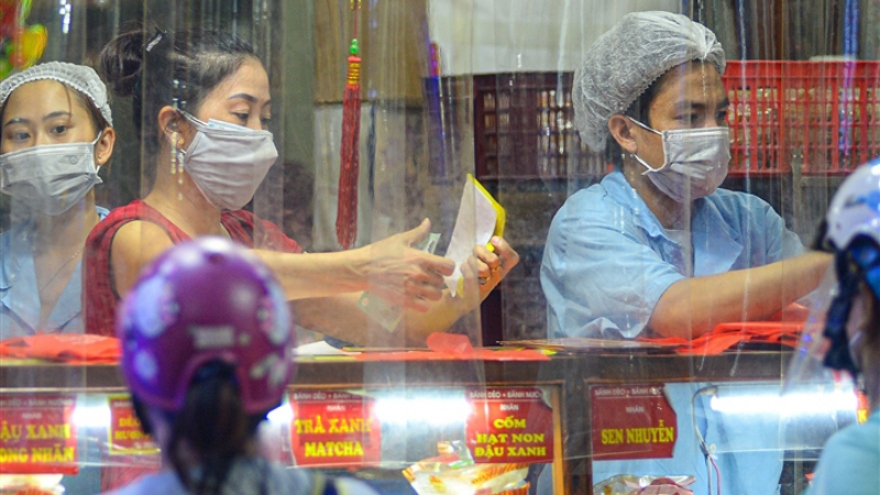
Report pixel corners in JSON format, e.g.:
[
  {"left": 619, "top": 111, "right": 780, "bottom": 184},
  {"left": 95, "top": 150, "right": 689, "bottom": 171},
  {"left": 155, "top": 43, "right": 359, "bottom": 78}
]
[
  {"left": 359, "top": 218, "right": 456, "bottom": 312},
  {"left": 459, "top": 236, "right": 520, "bottom": 311}
]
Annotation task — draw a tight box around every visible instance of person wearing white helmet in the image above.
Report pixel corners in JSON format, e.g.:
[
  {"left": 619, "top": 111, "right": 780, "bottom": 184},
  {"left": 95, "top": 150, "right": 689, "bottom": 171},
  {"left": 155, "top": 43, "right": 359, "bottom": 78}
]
[
  {"left": 540, "top": 11, "right": 831, "bottom": 341},
  {"left": 789, "top": 161, "right": 880, "bottom": 494},
  {"left": 0, "top": 62, "right": 116, "bottom": 338}
]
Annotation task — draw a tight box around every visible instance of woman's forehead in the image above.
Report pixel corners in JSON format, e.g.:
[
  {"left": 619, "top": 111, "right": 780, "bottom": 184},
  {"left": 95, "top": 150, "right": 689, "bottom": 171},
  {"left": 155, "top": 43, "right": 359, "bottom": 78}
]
[
  {"left": 205, "top": 59, "right": 270, "bottom": 104},
  {"left": 653, "top": 62, "right": 726, "bottom": 105},
  {"left": 5, "top": 80, "right": 88, "bottom": 116}
]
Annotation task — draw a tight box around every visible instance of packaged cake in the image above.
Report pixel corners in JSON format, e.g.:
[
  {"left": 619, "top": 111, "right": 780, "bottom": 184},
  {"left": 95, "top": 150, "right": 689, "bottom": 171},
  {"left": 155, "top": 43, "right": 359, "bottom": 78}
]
[
  {"left": 403, "top": 441, "right": 529, "bottom": 495},
  {"left": 593, "top": 474, "right": 695, "bottom": 495},
  {"left": 0, "top": 474, "right": 64, "bottom": 494}
]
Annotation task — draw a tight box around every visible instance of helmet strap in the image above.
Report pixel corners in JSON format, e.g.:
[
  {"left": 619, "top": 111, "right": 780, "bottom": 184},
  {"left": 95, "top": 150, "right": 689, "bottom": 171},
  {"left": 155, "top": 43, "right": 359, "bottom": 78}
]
[{"left": 825, "top": 238, "right": 880, "bottom": 375}]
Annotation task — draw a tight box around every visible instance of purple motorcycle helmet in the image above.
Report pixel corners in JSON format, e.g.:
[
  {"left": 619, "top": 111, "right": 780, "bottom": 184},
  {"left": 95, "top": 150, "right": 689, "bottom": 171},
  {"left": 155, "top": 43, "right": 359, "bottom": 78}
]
[{"left": 117, "top": 237, "right": 294, "bottom": 414}]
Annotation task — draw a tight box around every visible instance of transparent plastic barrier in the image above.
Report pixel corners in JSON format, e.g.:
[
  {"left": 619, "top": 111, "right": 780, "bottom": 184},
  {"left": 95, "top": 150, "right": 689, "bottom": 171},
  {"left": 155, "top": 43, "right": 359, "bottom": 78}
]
[{"left": 0, "top": 1, "right": 870, "bottom": 494}]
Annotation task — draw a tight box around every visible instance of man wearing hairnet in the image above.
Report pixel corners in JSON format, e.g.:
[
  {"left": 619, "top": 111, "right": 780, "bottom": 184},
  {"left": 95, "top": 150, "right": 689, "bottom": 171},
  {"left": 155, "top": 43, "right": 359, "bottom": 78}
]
[
  {"left": 538, "top": 11, "right": 832, "bottom": 495},
  {"left": 541, "top": 12, "right": 830, "bottom": 340}
]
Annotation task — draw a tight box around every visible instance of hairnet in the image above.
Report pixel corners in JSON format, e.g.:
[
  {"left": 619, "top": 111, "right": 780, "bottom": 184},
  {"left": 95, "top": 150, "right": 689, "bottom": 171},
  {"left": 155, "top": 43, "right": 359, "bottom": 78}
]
[
  {"left": 573, "top": 11, "right": 725, "bottom": 152},
  {"left": 0, "top": 62, "right": 113, "bottom": 126}
]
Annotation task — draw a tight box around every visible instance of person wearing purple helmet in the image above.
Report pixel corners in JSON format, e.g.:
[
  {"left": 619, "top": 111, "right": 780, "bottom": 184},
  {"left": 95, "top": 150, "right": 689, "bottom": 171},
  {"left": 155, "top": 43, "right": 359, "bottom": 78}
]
[{"left": 105, "top": 237, "right": 375, "bottom": 495}]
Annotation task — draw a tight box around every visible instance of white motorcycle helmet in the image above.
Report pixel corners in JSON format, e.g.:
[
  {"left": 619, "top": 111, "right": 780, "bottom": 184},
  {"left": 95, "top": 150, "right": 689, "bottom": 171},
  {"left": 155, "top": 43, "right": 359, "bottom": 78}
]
[{"left": 788, "top": 161, "right": 880, "bottom": 387}]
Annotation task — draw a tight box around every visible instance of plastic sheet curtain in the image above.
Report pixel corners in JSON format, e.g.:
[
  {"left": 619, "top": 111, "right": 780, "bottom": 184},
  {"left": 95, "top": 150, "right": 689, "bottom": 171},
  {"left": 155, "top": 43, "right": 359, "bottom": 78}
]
[
  {"left": 310, "top": 0, "right": 485, "bottom": 346},
  {"left": 452, "top": 0, "right": 880, "bottom": 343},
  {"left": 446, "top": 0, "right": 683, "bottom": 341},
  {"left": 440, "top": 1, "right": 867, "bottom": 494},
  {"left": 0, "top": 2, "right": 101, "bottom": 493},
  {"left": 0, "top": 1, "right": 872, "bottom": 494}
]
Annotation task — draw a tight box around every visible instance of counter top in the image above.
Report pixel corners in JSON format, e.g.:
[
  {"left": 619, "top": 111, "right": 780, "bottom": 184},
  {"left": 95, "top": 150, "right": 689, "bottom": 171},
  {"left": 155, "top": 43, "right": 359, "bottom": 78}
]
[{"left": 0, "top": 350, "right": 792, "bottom": 391}]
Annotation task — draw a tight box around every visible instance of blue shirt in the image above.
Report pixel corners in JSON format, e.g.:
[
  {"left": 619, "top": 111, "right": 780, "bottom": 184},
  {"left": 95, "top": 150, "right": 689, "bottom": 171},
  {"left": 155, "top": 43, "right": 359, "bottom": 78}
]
[
  {"left": 807, "top": 408, "right": 880, "bottom": 495},
  {"left": 0, "top": 206, "right": 109, "bottom": 339},
  {"left": 536, "top": 382, "right": 787, "bottom": 495},
  {"left": 537, "top": 172, "right": 801, "bottom": 495},
  {"left": 541, "top": 171, "right": 804, "bottom": 339}
]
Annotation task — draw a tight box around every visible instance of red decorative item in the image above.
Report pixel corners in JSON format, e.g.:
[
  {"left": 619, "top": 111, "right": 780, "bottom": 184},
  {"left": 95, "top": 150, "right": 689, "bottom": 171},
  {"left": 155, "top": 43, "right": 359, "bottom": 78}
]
[{"left": 336, "top": 0, "right": 362, "bottom": 249}]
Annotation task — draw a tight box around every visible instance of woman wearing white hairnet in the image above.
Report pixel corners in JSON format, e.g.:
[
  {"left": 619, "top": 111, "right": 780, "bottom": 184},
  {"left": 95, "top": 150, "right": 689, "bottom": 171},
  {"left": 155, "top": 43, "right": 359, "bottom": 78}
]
[
  {"left": 538, "top": 11, "right": 831, "bottom": 495},
  {"left": 0, "top": 63, "right": 115, "bottom": 338},
  {"left": 540, "top": 11, "right": 830, "bottom": 341}
]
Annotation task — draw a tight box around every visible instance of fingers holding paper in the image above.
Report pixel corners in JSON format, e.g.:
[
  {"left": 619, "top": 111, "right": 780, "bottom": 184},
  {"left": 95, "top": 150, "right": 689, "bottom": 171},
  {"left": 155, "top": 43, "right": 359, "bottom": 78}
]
[
  {"left": 459, "top": 253, "right": 485, "bottom": 310},
  {"left": 458, "top": 236, "right": 520, "bottom": 311},
  {"left": 476, "top": 236, "right": 519, "bottom": 291}
]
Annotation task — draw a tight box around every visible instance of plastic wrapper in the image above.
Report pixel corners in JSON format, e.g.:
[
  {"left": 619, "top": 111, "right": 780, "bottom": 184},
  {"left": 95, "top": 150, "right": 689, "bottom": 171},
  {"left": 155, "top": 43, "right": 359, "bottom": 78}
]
[
  {"left": 402, "top": 441, "right": 529, "bottom": 495},
  {"left": 0, "top": 474, "right": 64, "bottom": 494},
  {"left": 593, "top": 474, "right": 695, "bottom": 495}
]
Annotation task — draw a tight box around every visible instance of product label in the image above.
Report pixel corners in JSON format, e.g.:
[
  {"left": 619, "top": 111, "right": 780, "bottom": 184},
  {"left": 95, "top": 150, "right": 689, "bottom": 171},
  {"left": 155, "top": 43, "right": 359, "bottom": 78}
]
[
  {"left": 0, "top": 395, "right": 78, "bottom": 474},
  {"left": 465, "top": 387, "right": 554, "bottom": 463},
  {"left": 108, "top": 396, "right": 159, "bottom": 455},
  {"left": 858, "top": 389, "right": 870, "bottom": 424},
  {"left": 288, "top": 390, "right": 381, "bottom": 467},
  {"left": 591, "top": 384, "right": 677, "bottom": 460}
]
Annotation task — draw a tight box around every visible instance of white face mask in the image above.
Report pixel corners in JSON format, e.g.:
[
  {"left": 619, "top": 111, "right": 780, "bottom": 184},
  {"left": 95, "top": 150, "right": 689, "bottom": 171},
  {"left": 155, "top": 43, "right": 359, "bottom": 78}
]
[
  {"left": 179, "top": 112, "right": 278, "bottom": 211},
  {"left": 629, "top": 119, "right": 731, "bottom": 203},
  {"left": 0, "top": 134, "right": 103, "bottom": 215}
]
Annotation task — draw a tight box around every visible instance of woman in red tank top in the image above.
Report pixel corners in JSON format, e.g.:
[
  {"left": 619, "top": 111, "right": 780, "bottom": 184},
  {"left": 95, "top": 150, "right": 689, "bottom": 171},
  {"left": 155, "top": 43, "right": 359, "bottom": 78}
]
[{"left": 84, "top": 27, "right": 518, "bottom": 346}]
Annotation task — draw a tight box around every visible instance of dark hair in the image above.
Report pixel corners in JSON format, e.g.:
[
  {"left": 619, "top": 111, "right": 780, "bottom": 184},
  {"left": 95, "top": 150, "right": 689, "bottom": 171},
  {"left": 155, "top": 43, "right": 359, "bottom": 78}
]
[
  {"left": 99, "top": 25, "right": 258, "bottom": 164},
  {"left": 71, "top": 89, "right": 111, "bottom": 134},
  {"left": 134, "top": 361, "right": 267, "bottom": 495},
  {"left": 605, "top": 59, "right": 718, "bottom": 169},
  {"left": 864, "top": 288, "right": 880, "bottom": 379}
]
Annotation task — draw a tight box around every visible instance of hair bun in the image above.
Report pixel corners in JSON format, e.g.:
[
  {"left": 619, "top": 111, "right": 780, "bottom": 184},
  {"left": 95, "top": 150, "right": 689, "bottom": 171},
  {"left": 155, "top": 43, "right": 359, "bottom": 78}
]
[{"left": 99, "top": 25, "right": 147, "bottom": 98}]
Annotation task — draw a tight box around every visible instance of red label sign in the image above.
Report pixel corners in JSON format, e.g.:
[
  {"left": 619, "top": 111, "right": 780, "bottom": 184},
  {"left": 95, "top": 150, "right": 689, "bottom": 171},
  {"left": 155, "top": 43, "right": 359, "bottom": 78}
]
[
  {"left": 591, "top": 384, "right": 677, "bottom": 460},
  {"left": 108, "top": 397, "right": 159, "bottom": 455},
  {"left": 0, "top": 395, "right": 77, "bottom": 474},
  {"left": 288, "top": 390, "right": 381, "bottom": 467},
  {"left": 465, "top": 388, "right": 554, "bottom": 464}
]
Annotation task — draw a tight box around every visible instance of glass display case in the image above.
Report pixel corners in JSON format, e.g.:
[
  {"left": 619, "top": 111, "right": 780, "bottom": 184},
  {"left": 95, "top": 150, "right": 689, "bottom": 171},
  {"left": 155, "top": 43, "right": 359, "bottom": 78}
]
[{"left": 0, "top": 350, "right": 859, "bottom": 494}]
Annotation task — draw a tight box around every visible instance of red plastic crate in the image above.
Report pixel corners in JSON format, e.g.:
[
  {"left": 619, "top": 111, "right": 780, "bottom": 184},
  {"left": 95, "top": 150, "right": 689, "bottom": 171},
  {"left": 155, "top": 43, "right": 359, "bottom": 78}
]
[
  {"left": 724, "top": 60, "right": 880, "bottom": 176},
  {"left": 722, "top": 61, "right": 788, "bottom": 177},
  {"left": 472, "top": 63, "right": 880, "bottom": 179},
  {"left": 783, "top": 61, "right": 880, "bottom": 175}
]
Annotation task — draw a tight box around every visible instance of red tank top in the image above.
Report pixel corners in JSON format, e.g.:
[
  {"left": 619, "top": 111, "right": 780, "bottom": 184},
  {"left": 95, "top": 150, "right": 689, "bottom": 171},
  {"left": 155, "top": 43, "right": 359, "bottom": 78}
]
[{"left": 83, "top": 200, "right": 303, "bottom": 336}]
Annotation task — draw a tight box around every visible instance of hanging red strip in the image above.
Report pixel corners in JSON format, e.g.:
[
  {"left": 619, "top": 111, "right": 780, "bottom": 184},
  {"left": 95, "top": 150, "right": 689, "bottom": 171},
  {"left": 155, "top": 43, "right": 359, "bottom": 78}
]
[{"left": 336, "top": 0, "right": 362, "bottom": 249}]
